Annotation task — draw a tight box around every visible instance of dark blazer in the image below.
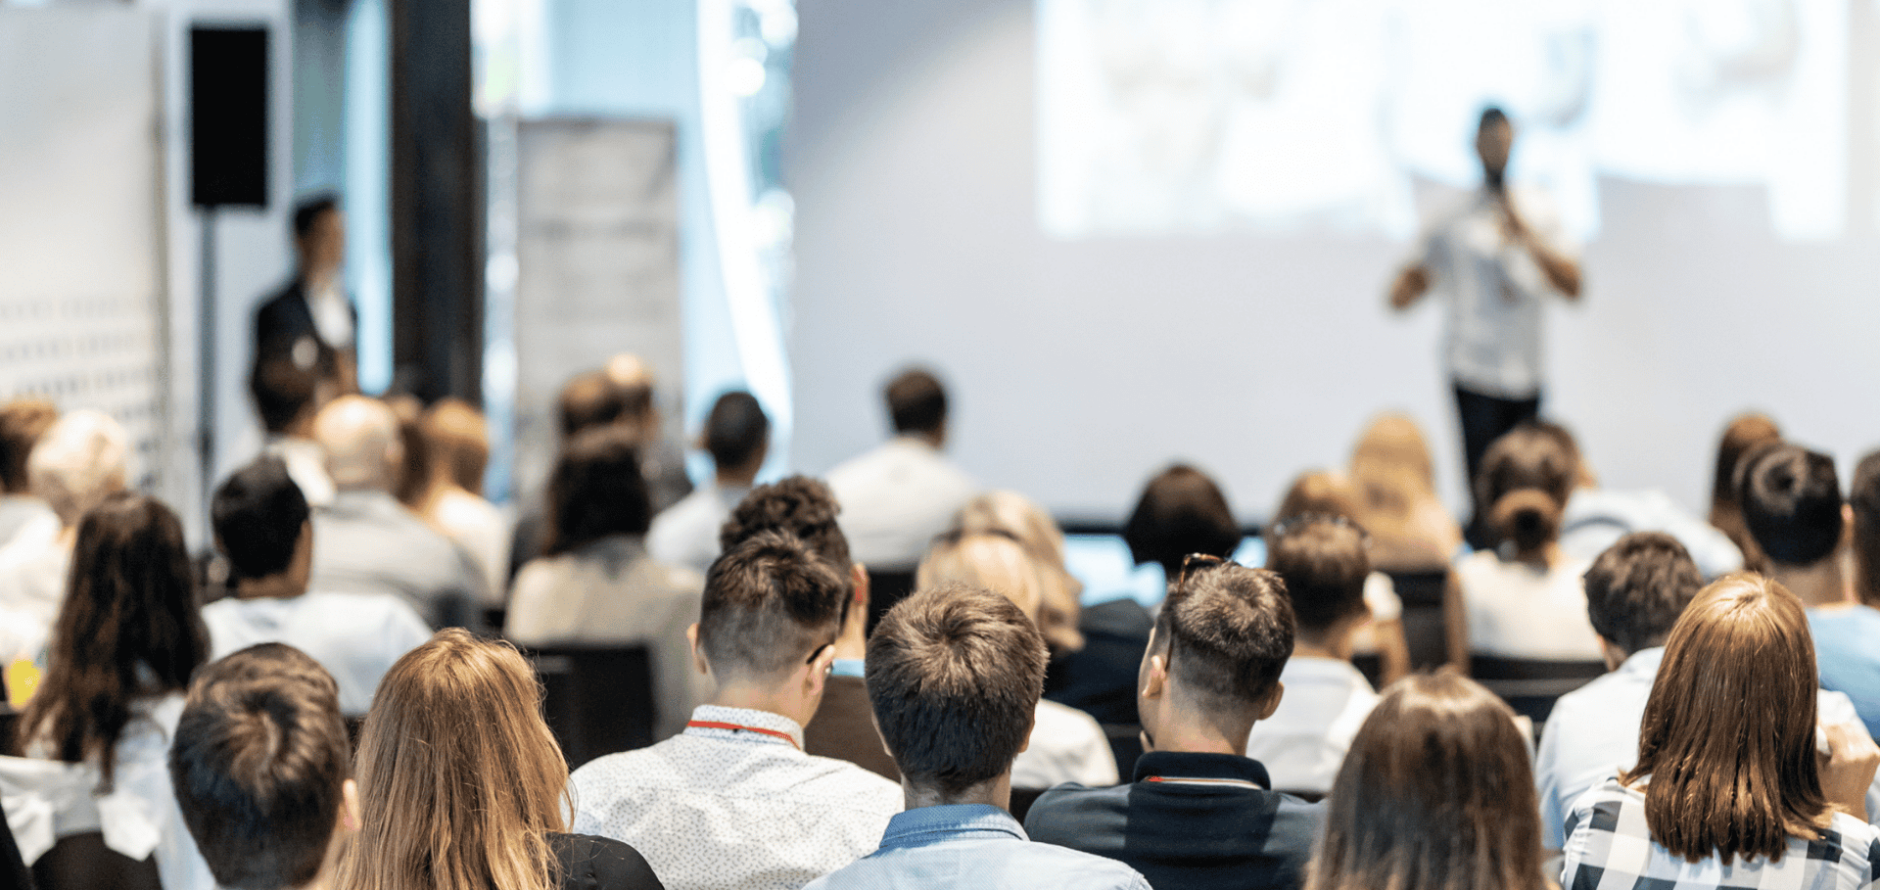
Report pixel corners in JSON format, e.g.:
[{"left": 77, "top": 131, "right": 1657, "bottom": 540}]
[{"left": 254, "top": 277, "right": 356, "bottom": 366}]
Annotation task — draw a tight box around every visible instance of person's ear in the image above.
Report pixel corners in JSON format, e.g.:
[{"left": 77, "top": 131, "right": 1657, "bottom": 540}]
[
  {"left": 687, "top": 623, "right": 711, "bottom": 678},
  {"left": 340, "top": 778, "right": 361, "bottom": 834},
  {"left": 1017, "top": 710, "right": 1036, "bottom": 754},
  {"left": 1256, "top": 681, "right": 1285, "bottom": 722},
  {"left": 804, "top": 644, "right": 836, "bottom": 699},
  {"left": 1141, "top": 651, "right": 1169, "bottom": 701},
  {"left": 851, "top": 564, "right": 871, "bottom": 610}
]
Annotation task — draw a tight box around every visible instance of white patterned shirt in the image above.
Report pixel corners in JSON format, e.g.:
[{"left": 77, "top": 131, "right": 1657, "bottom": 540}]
[
  {"left": 1562, "top": 777, "right": 1880, "bottom": 890},
  {"left": 570, "top": 704, "right": 904, "bottom": 890}
]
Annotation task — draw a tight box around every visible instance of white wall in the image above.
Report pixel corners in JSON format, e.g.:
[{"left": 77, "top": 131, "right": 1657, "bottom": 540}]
[{"left": 788, "top": 0, "right": 1880, "bottom": 523}]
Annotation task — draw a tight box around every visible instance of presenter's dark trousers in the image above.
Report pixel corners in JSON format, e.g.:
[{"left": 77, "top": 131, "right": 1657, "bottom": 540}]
[{"left": 1455, "top": 381, "right": 1541, "bottom": 548}]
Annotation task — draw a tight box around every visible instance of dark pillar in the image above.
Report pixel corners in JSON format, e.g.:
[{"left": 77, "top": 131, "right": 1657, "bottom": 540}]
[{"left": 389, "top": 0, "right": 482, "bottom": 403}]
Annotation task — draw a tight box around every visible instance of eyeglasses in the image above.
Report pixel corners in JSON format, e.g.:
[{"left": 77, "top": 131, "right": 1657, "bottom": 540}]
[
  {"left": 1175, "top": 552, "right": 1236, "bottom": 592},
  {"left": 1266, "top": 512, "right": 1372, "bottom": 547}
]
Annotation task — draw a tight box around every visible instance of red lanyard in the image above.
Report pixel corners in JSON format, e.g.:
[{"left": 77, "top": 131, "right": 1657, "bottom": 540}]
[
  {"left": 1142, "top": 776, "right": 1261, "bottom": 788},
  {"left": 686, "top": 720, "right": 801, "bottom": 750}
]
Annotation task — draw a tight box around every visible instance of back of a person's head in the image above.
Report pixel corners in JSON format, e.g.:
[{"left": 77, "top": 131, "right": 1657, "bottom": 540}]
[
  {"left": 718, "top": 475, "right": 851, "bottom": 575},
  {"left": 383, "top": 394, "right": 430, "bottom": 506},
  {"left": 1740, "top": 444, "right": 1843, "bottom": 568},
  {"left": 699, "top": 531, "right": 849, "bottom": 682},
  {"left": 1123, "top": 463, "right": 1240, "bottom": 578},
  {"left": 250, "top": 354, "right": 331, "bottom": 435},
  {"left": 1274, "top": 471, "right": 1364, "bottom": 525},
  {"left": 916, "top": 531, "right": 1049, "bottom": 621},
  {"left": 420, "top": 398, "right": 491, "bottom": 495},
  {"left": 1850, "top": 451, "right": 1880, "bottom": 606},
  {"left": 1711, "top": 412, "right": 1783, "bottom": 513},
  {"left": 1582, "top": 532, "right": 1702, "bottom": 657},
  {"left": 884, "top": 367, "right": 947, "bottom": 436},
  {"left": 1309, "top": 670, "right": 1542, "bottom": 890},
  {"left": 213, "top": 456, "right": 311, "bottom": 583},
  {"left": 1474, "top": 421, "right": 1578, "bottom": 556},
  {"left": 1154, "top": 560, "right": 1293, "bottom": 714},
  {"left": 544, "top": 426, "right": 650, "bottom": 555},
  {"left": 556, "top": 369, "right": 630, "bottom": 440},
  {"left": 171, "top": 644, "right": 349, "bottom": 890},
  {"left": 866, "top": 584, "right": 1047, "bottom": 797},
  {"left": 1264, "top": 517, "right": 1369, "bottom": 637},
  {"left": 312, "top": 395, "right": 400, "bottom": 492},
  {"left": 603, "top": 353, "right": 657, "bottom": 422},
  {"left": 0, "top": 398, "right": 57, "bottom": 495},
  {"left": 952, "top": 491, "right": 1085, "bottom": 654},
  {"left": 1625, "top": 573, "right": 1828, "bottom": 864},
  {"left": 19, "top": 492, "right": 208, "bottom": 783},
  {"left": 704, "top": 390, "right": 769, "bottom": 471},
  {"left": 341, "top": 629, "right": 567, "bottom": 890},
  {"left": 27, "top": 408, "right": 130, "bottom": 527}
]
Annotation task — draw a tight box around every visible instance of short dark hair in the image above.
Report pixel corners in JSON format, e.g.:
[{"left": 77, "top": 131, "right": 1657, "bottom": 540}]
[
  {"left": 1123, "top": 464, "right": 1240, "bottom": 578},
  {"left": 212, "top": 456, "right": 311, "bottom": 581},
  {"left": 699, "top": 531, "right": 848, "bottom": 679},
  {"left": 249, "top": 354, "right": 328, "bottom": 433},
  {"left": 1265, "top": 520, "right": 1369, "bottom": 634},
  {"left": 1479, "top": 105, "right": 1510, "bottom": 131},
  {"left": 170, "top": 644, "right": 349, "bottom": 890},
  {"left": 885, "top": 368, "right": 947, "bottom": 436},
  {"left": 556, "top": 370, "right": 630, "bottom": 440},
  {"left": 705, "top": 391, "right": 769, "bottom": 470},
  {"left": 545, "top": 426, "right": 651, "bottom": 555},
  {"left": 0, "top": 398, "right": 57, "bottom": 493},
  {"left": 867, "top": 584, "right": 1046, "bottom": 797},
  {"left": 719, "top": 476, "right": 852, "bottom": 577},
  {"left": 1475, "top": 421, "right": 1579, "bottom": 554},
  {"left": 291, "top": 194, "right": 339, "bottom": 242},
  {"left": 1850, "top": 451, "right": 1880, "bottom": 607},
  {"left": 1155, "top": 562, "right": 1294, "bottom": 711},
  {"left": 1741, "top": 444, "right": 1842, "bottom": 567},
  {"left": 1582, "top": 532, "right": 1703, "bottom": 656}
]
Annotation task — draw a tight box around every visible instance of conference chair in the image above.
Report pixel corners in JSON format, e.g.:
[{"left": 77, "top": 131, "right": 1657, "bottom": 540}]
[
  {"left": 526, "top": 644, "right": 656, "bottom": 769},
  {"left": 1468, "top": 655, "right": 1605, "bottom": 727},
  {"left": 1383, "top": 568, "right": 1451, "bottom": 671}
]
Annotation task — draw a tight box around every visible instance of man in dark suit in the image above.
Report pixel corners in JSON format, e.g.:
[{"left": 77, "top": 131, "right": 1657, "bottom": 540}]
[{"left": 256, "top": 194, "right": 357, "bottom": 393}]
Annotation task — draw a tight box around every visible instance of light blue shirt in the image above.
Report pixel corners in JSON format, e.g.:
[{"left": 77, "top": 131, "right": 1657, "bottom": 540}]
[
  {"left": 1809, "top": 606, "right": 1880, "bottom": 739},
  {"left": 804, "top": 803, "right": 1151, "bottom": 890}
]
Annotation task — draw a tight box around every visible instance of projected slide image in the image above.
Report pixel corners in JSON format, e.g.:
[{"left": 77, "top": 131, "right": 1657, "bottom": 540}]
[{"left": 1037, "top": 0, "right": 1849, "bottom": 241}]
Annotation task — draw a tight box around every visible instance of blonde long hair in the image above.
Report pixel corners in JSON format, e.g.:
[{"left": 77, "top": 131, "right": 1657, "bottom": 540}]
[
  {"left": 952, "top": 491, "right": 1085, "bottom": 653},
  {"left": 1349, "top": 413, "right": 1461, "bottom": 570},
  {"left": 336, "top": 630, "right": 569, "bottom": 890}
]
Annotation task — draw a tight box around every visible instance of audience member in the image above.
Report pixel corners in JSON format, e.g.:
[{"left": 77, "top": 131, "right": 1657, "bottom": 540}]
[
  {"left": 717, "top": 476, "right": 894, "bottom": 780},
  {"left": 1741, "top": 444, "right": 1880, "bottom": 736},
  {"left": 249, "top": 354, "right": 338, "bottom": 508},
  {"left": 507, "top": 427, "right": 705, "bottom": 741},
  {"left": 649, "top": 390, "right": 770, "bottom": 573},
  {"left": 168, "top": 644, "right": 357, "bottom": 890},
  {"left": 828, "top": 367, "right": 978, "bottom": 572},
  {"left": 917, "top": 530, "right": 1118, "bottom": 789},
  {"left": 256, "top": 194, "right": 357, "bottom": 393},
  {"left": 338, "top": 629, "right": 665, "bottom": 890},
  {"left": 14, "top": 493, "right": 213, "bottom": 890},
  {"left": 1026, "top": 558, "right": 1322, "bottom": 890},
  {"left": 1247, "top": 516, "right": 1379, "bottom": 794},
  {"left": 409, "top": 398, "right": 509, "bottom": 596},
  {"left": 1561, "top": 574, "right": 1880, "bottom": 889},
  {"left": 0, "top": 409, "right": 129, "bottom": 655},
  {"left": 805, "top": 585, "right": 1151, "bottom": 890},
  {"left": 1347, "top": 413, "right": 1462, "bottom": 572},
  {"left": 306, "top": 395, "right": 484, "bottom": 629},
  {"left": 1306, "top": 671, "right": 1549, "bottom": 890},
  {"left": 1270, "top": 472, "right": 1410, "bottom": 685},
  {"left": 0, "top": 398, "right": 57, "bottom": 548},
  {"left": 570, "top": 532, "right": 901, "bottom": 889},
  {"left": 954, "top": 490, "right": 1086, "bottom": 655},
  {"left": 606, "top": 353, "right": 696, "bottom": 514},
  {"left": 1123, "top": 464, "right": 1240, "bottom": 581},
  {"left": 1708, "top": 411, "right": 1783, "bottom": 572},
  {"left": 1554, "top": 422, "right": 1742, "bottom": 579},
  {"left": 202, "top": 457, "right": 431, "bottom": 716},
  {"left": 1851, "top": 450, "right": 1880, "bottom": 609},
  {"left": 1455, "top": 421, "right": 1603, "bottom": 659}
]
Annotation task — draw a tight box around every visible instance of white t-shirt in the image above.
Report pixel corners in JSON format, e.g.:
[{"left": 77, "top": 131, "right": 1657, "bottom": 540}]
[
  {"left": 426, "top": 488, "right": 509, "bottom": 604},
  {"left": 646, "top": 483, "right": 751, "bottom": 575},
  {"left": 1013, "top": 698, "right": 1119, "bottom": 789},
  {"left": 202, "top": 591, "right": 433, "bottom": 715},
  {"left": 1456, "top": 549, "right": 1603, "bottom": 660},
  {"left": 827, "top": 438, "right": 978, "bottom": 570},
  {"left": 1245, "top": 657, "right": 1380, "bottom": 794}
]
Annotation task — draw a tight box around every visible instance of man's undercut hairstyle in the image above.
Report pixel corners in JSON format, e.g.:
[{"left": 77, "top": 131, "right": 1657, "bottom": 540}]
[
  {"left": 704, "top": 391, "right": 769, "bottom": 470},
  {"left": 885, "top": 367, "right": 947, "bottom": 436},
  {"left": 1479, "top": 105, "right": 1510, "bottom": 131},
  {"left": 213, "top": 456, "right": 311, "bottom": 581},
  {"left": 719, "top": 475, "right": 852, "bottom": 578},
  {"left": 0, "top": 398, "right": 57, "bottom": 494},
  {"left": 1123, "top": 464, "right": 1241, "bottom": 579},
  {"left": 556, "top": 370, "right": 629, "bottom": 440},
  {"left": 292, "top": 194, "right": 339, "bottom": 243},
  {"left": 1582, "top": 532, "right": 1703, "bottom": 656},
  {"left": 1740, "top": 444, "right": 1843, "bottom": 567},
  {"left": 1156, "top": 563, "right": 1295, "bottom": 711},
  {"left": 867, "top": 584, "right": 1047, "bottom": 797},
  {"left": 170, "top": 644, "right": 349, "bottom": 890},
  {"left": 699, "top": 530, "right": 848, "bottom": 679},
  {"left": 1265, "top": 520, "right": 1369, "bottom": 635}
]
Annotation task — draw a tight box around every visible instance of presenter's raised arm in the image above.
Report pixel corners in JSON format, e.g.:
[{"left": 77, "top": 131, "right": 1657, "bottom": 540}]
[
  {"left": 1389, "top": 264, "right": 1431, "bottom": 310},
  {"left": 1504, "top": 203, "right": 1582, "bottom": 300}
]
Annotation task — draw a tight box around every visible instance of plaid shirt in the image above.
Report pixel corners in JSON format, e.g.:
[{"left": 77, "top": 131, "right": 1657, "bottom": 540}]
[{"left": 1562, "top": 777, "right": 1880, "bottom": 890}]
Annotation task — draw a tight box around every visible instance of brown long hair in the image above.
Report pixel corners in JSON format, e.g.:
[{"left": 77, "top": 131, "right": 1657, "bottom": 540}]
[
  {"left": 1621, "top": 573, "right": 1830, "bottom": 864},
  {"left": 1307, "top": 670, "right": 1545, "bottom": 890},
  {"left": 16, "top": 493, "right": 208, "bottom": 785},
  {"left": 1349, "top": 413, "right": 1461, "bottom": 570},
  {"left": 336, "top": 630, "right": 568, "bottom": 890}
]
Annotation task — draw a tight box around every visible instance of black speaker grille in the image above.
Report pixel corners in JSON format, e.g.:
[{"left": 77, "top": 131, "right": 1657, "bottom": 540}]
[{"left": 189, "top": 26, "right": 269, "bottom": 208}]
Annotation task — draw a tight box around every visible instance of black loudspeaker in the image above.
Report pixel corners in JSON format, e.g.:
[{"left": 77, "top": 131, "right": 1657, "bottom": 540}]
[{"left": 189, "top": 26, "right": 269, "bottom": 208}]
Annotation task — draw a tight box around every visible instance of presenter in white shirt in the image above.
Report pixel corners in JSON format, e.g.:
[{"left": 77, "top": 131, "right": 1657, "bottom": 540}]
[
  {"left": 1389, "top": 107, "right": 1582, "bottom": 541},
  {"left": 827, "top": 368, "right": 978, "bottom": 574}
]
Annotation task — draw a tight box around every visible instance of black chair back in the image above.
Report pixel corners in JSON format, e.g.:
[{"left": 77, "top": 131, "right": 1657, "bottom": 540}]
[
  {"left": 1101, "top": 723, "right": 1144, "bottom": 783},
  {"left": 865, "top": 570, "right": 918, "bottom": 638},
  {"left": 1469, "top": 655, "right": 1606, "bottom": 725},
  {"left": 527, "top": 645, "right": 656, "bottom": 770},
  {"left": 31, "top": 832, "right": 158, "bottom": 890},
  {"left": 1008, "top": 787, "right": 1048, "bottom": 824},
  {"left": 1383, "top": 569, "right": 1451, "bottom": 671}
]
